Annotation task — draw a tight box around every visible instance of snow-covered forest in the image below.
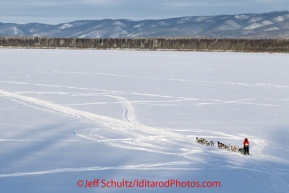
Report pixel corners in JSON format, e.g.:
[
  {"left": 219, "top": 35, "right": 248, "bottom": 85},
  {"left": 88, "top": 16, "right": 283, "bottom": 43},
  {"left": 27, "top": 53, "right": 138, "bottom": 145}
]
[{"left": 1, "top": 37, "right": 289, "bottom": 52}]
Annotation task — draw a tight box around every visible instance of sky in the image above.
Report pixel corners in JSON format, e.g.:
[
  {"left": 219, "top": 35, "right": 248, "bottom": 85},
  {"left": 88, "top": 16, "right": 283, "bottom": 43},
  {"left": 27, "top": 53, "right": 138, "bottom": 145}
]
[{"left": 1, "top": 0, "right": 289, "bottom": 24}]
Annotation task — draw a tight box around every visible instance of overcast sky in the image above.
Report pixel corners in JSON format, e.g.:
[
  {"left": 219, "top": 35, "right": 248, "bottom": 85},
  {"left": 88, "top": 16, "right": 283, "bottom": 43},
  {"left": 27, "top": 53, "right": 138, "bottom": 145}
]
[{"left": 1, "top": 0, "right": 289, "bottom": 24}]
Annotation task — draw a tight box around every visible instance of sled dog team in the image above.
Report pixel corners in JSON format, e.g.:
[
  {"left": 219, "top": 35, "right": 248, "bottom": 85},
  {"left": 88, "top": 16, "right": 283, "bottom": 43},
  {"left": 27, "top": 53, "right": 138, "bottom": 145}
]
[
  {"left": 196, "top": 137, "right": 250, "bottom": 155},
  {"left": 195, "top": 137, "right": 214, "bottom": 146},
  {"left": 217, "top": 141, "right": 239, "bottom": 152}
]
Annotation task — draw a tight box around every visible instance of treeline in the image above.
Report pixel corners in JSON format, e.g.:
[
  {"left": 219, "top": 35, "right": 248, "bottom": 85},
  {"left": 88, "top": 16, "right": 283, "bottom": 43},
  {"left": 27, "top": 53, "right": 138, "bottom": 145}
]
[{"left": 1, "top": 36, "right": 289, "bottom": 52}]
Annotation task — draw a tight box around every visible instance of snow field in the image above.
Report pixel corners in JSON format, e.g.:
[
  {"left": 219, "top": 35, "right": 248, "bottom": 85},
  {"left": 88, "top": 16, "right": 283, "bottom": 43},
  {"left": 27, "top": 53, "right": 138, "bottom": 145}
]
[{"left": 0, "top": 49, "right": 289, "bottom": 193}]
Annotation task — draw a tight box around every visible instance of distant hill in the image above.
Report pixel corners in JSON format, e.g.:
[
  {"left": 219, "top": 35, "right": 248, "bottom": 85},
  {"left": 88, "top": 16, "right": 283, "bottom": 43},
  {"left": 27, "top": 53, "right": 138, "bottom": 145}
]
[{"left": 1, "top": 11, "right": 289, "bottom": 39}]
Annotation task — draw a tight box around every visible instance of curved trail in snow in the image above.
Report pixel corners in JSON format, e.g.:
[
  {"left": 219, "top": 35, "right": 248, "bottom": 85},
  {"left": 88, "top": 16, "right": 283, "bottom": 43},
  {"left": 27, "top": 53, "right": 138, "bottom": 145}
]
[
  {"left": 1, "top": 88, "right": 289, "bottom": 192},
  {"left": 1, "top": 88, "right": 288, "bottom": 164},
  {"left": 3, "top": 80, "right": 289, "bottom": 108},
  {"left": 0, "top": 161, "right": 194, "bottom": 178}
]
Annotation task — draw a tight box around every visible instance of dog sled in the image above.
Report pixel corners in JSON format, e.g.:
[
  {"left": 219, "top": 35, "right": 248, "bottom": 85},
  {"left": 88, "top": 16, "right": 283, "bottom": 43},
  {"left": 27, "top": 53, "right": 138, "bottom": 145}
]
[{"left": 239, "top": 148, "right": 250, "bottom": 155}]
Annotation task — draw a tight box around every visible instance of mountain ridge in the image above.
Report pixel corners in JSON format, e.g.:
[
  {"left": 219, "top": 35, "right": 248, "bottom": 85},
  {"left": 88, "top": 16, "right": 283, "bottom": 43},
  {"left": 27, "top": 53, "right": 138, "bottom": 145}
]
[{"left": 1, "top": 10, "right": 289, "bottom": 39}]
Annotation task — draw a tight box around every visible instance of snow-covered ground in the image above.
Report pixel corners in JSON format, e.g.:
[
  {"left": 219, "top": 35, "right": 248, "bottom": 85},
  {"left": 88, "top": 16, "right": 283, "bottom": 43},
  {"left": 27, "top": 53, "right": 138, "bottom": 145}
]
[{"left": 0, "top": 49, "right": 289, "bottom": 193}]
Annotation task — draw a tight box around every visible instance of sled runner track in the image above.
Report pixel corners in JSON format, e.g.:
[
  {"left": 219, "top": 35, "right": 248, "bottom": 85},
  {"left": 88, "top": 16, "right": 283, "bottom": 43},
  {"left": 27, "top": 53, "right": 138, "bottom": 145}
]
[
  {"left": 1, "top": 88, "right": 289, "bottom": 165},
  {"left": 31, "top": 71, "right": 289, "bottom": 90},
  {"left": 0, "top": 80, "right": 126, "bottom": 94},
  {"left": 114, "top": 96, "right": 142, "bottom": 126},
  {"left": 0, "top": 161, "right": 194, "bottom": 177},
  {"left": 3, "top": 80, "right": 289, "bottom": 109},
  {"left": 0, "top": 88, "right": 194, "bottom": 148},
  {"left": 1, "top": 87, "right": 289, "bottom": 192},
  {"left": 0, "top": 88, "right": 239, "bottom": 165}
]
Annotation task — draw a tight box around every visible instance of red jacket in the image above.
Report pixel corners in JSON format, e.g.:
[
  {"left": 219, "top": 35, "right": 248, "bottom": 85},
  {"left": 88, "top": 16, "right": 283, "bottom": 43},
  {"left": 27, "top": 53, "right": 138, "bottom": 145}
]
[{"left": 243, "top": 139, "right": 249, "bottom": 146}]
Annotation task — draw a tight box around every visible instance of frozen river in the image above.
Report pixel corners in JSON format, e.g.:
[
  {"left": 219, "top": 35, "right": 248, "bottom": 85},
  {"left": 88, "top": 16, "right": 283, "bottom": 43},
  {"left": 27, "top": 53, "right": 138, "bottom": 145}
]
[{"left": 0, "top": 49, "right": 289, "bottom": 192}]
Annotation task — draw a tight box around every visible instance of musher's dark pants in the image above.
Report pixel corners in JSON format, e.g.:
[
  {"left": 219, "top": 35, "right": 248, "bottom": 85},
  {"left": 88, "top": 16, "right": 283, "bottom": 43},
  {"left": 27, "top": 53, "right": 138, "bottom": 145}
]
[{"left": 244, "top": 145, "right": 249, "bottom": 155}]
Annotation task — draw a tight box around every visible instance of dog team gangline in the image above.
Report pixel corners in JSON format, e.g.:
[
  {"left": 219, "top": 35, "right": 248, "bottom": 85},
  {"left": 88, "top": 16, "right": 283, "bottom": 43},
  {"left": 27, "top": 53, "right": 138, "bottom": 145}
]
[{"left": 196, "top": 137, "right": 250, "bottom": 155}]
